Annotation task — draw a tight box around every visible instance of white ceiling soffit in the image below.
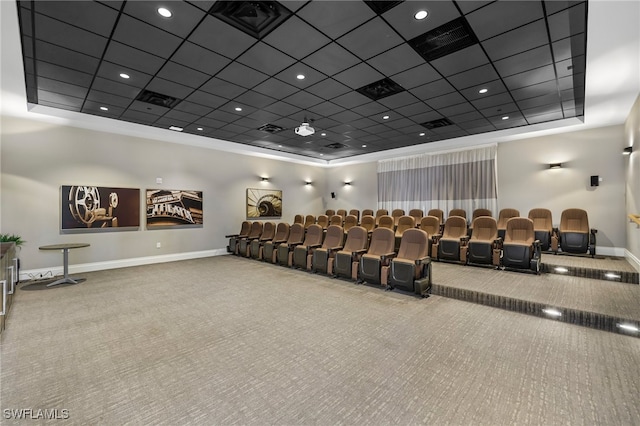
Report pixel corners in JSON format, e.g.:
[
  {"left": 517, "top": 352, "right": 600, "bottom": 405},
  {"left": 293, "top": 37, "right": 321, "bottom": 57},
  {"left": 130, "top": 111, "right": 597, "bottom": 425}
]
[{"left": 2, "top": 1, "right": 639, "bottom": 168}]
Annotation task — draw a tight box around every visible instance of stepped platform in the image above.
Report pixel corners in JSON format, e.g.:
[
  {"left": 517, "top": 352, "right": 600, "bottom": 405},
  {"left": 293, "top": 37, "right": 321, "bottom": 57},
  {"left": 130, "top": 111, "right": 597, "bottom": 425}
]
[{"left": 430, "top": 256, "right": 640, "bottom": 337}]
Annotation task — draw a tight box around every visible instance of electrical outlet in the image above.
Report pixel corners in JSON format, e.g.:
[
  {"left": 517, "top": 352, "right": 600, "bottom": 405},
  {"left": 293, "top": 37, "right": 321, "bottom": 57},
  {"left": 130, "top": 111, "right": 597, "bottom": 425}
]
[{"left": 156, "top": 242, "right": 161, "bottom": 249}]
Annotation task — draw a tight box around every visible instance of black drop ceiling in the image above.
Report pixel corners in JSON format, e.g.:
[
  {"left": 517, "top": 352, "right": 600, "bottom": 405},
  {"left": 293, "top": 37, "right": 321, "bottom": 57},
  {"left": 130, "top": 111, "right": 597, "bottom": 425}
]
[{"left": 17, "top": 0, "right": 587, "bottom": 160}]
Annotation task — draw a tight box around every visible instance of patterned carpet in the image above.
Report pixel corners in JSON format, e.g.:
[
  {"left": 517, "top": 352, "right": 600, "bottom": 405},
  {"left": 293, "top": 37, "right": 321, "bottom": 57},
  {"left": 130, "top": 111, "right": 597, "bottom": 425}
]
[{"left": 1, "top": 256, "right": 639, "bottom": 425}]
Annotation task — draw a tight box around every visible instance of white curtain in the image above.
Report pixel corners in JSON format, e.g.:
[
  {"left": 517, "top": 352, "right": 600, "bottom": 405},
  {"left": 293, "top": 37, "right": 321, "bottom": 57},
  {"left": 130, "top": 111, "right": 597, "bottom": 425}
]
[{"left": 377, "top": 145, "right": 498, "bottom": 218}]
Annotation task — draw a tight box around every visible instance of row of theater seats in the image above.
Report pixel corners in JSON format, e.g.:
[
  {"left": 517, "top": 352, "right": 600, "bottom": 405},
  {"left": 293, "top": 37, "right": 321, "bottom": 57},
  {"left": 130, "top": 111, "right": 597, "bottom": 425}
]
[{"left": 226, "top": 222, "right": 432, "bottom": 296}]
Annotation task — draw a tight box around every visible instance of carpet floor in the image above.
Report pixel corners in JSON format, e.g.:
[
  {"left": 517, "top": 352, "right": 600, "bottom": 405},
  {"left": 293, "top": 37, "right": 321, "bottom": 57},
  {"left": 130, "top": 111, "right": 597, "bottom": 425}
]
[{"left": 1, "top": 255, "right": 639, "bottom": 425}]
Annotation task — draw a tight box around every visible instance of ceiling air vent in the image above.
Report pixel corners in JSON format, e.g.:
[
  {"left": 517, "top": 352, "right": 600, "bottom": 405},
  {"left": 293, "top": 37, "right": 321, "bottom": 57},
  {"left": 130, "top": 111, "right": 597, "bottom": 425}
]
[
  {"left": 258, "top": 123, "right": 284, "bottom": 133},
  {"left": 421, "top": 118, "right": 453, "bottom": 129},
  {"left": 408, "top": 17, "right": 478, "bottom": 62},
  {"left": 364, "top": 1, "right": 403, "bottom": 14},
  {"left": 356, "top": 77, "right": 405, "bottom": 101},
  {"left": 209, "top": 1, "right": 293, "bottom": 40},
  {"left": 135, "top": 90, "right": 180, "bottom": 108},
  {"left": 325, "top": 143, "right": 347, "bottom": 149}
]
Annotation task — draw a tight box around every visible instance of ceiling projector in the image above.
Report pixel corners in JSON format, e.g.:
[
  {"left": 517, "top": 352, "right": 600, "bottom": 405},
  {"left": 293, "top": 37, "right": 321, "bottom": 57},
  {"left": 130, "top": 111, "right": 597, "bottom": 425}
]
[{"left": 295, "top": 122, "right": 315, "bottom": 137}]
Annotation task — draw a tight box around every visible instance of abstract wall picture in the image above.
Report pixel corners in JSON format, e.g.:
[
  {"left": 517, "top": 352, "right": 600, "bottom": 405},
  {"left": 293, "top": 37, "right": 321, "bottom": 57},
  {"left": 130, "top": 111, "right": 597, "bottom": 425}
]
[
  {"left": 246, "top": 188, "right": 282, "bottom": 218},
  {"left": 146, "top": 189, "right": 203, "bottom": 227},
  {"left": 62, "top": 185, "right": 140, "bottom": 230}
]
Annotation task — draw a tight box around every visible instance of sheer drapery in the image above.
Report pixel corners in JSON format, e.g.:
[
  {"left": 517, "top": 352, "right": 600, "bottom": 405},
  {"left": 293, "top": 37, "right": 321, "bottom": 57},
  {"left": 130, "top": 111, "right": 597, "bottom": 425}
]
[{"left": 377, "top": 145, "right": 498, "bottom": 218}]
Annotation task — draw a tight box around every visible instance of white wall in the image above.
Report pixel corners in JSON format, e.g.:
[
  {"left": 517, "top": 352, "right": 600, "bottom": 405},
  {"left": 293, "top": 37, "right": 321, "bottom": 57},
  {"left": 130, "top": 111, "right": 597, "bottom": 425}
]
[
  {"left": 497, "top": 125, "right": 626, "bottom": 251},
  {"left": 323, "top": 161, "right": 378, "bottom": 215},
  {"left": 0, "top": 116, "right": 326, "bottom": 272},
  {"left": 625, "top": 95, "right": 640, "bottom": 269}
]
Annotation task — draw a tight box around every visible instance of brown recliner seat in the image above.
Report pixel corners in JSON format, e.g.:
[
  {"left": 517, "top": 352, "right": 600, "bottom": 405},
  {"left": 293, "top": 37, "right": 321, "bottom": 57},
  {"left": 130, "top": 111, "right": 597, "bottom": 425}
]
[
  {"left": 292, "top": 224, "right": 325, "bottom": 269},
  {"left": 375, "top": 209, "right": 389, "bottom": 225},
  {"left": 361, "top": 209, "right": 374, "bottom": 218},
  {"left": 263, "top": 222, "right": 290, "bottom": 263},
  {"left": 467, "top": 216, "right": 500, "bottom": 266},
  {"left": 559, "top": 208, "right": 596, "bottom": 256},
  {"left": 377, "top": 215, "right": 394, "bottom": 230},
  {"left": 293, "top": 214, "right": 304, "bottom": 225},
  {"left": 226, "top": 221, "right": 251, "bottom": 254},
  {"left": 497, "top": 208, "right": 520, "bottom": 239},
  {"left": 427, "top": 209, "right": 444, "bottom": 225},
  {"left": 275, "top": 223, "right": 305, "bottom": 265},
  {"left": 449, "top": 208, "right": 467, "bottom": 221},
  {"left": 358, "top": 227, "right": 396, "bottom": 285},
  {"left": 409, "top": 209, "right": 424, "bottom": 223},
  {"left": 469, "top": 208, "right": 492, "bottom": 235},
  {"left": 391, "top": 209, "right": 405, "bottom": 226},
  {"left": 528, "top": 208, "right": 557, "bottom": 252},
  {"left": 330, "top": 215, "right": 343, "bottom": 227},
  {"left": 394, "top": 215, "right": 416, "bottom": 249},
  {"left": 349, "top": 209, "right": 360, "bottom": 222},
  {"left": 316, "top": 214, "right": 329, "bottom": 230},
  {"left": 304, "top": 215, "right": 316, "bottom": 229},
  {"left": 419, "top": 216, "right": 441, "bottom": 257},
  {"left": 250, "top": 221, "right": 275, "bottom": 259},
  {"left": 333, "top": 226, "right": 369, "bottom": 279},
  {"left": 312, "top": 225, "right": 344, "bottom": 274},
  {"left": 388, "top": 228, "right": 431, "bottom": 295},
  {"left": 434, "top": 216, "right": 468, "bottom": 262},
  {"left": 336, "top": 209, "right": 347, "bottom": 220},
  {"left": 343, "top": 215, "right": 358, "bottom": 234},
  {"left": 237, "top": 221, "right": 263, "bottom": 256},
  {"left": 502, "top": 217, "right": 541, "bottom": 273},
  {"left": 325, "top": 209, "right": 335, "bottom": 217},
  {"left": 360, "top": 215, "right": 376, "bottom": 233}
]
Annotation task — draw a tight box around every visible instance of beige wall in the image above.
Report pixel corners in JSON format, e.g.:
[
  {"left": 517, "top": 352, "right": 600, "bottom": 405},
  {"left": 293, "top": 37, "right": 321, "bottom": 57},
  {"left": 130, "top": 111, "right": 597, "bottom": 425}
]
[{"left": 625, "top": 95, "right": 640, "bottom": 267}]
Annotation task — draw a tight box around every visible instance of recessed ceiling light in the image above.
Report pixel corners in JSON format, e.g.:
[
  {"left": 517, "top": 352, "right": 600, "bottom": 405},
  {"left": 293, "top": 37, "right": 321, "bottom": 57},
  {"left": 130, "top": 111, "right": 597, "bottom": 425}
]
[
  {"left": 235, "top": 107, "right": 242, "bottom": 111},
  {"left": 319, "top": 153, "right": 324, "bottom": 156},
  {"left": 296, "top": 74, "right": 305, "bottom": 80},
  {"left": 419, "top": 132, "right": 426, "bottom": 136},
  {"left": 278, "top": 145, "right": 282, "bottom": 148},
  {"left": 542, "top": 308, "right": 562, "bottom": 317},
  {"left": 99, "top": 106, "right": 108, "bottom": 111},
  {"left": 157, "top": 7, "right": 172, "bottom": 18},
  {"left": 617, "top": 323, "right": 639, "bottom": 332},
  {"left": 382, "top": 115, "right": 389, "bottom": 120},
  {"left": 362, "top": 144, "right": 367, "bottom": 148},
  {"left": 169, "top": 125, "right": 183, "bottom": 132},
  {"left": 197, "top": 127, "right": 204, "bottom": 131},
  {"left": 605, "top": 272, "right": 621, "bottom": 279},
  {"left": 502, "top": 116, "right": 509, "bottom": 120},
  {"left": 320, "top": 132, "right": 326, "bottom": 136},
  {"left": 554, "top": 267, "right": 569, "bottom": 273},
  {"left": 119, "top": 73, "right": 130, "bottom": 79},
  {"left": 478, "top": 88, "right": 488, "bottom": 94},
  {"left": 414, "top": 10, "right": 428, "bottom": 20}
]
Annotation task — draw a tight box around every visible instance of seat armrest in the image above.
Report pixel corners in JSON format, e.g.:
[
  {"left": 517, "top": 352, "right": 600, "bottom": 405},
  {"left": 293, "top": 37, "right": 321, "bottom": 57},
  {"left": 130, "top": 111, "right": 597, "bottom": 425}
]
[
  {"left": 352, "top": 249, "right": 368, "bottom": 256},
  {"left": 552, "top": 227, "right": 559, "bottom": 235},
  {"left": 590, "top": 228, "right": 597, "bottom": 234},
  {"left": 225, "top": 233, "right": 239, "bottom": 238},
  {"left": 432, "top": 234, "right": 442, "bottom": 243},
  {"left": 493, "top": 237, "right": 503, "bottom": 248},
  {"left": 415, "top": 256, "right": 431, "bottom": 266},
  {"left": 308, "top": 243, "right": 322, "bottom": 249},
  {"left": 381, "top": 252, "right": 397, "bottom": 262},
  {"left": 329, "top": 245, "right": 344, "bottom": 253},
  {"left": 460, "top": 236, "right": 470, "bottom": 245}
]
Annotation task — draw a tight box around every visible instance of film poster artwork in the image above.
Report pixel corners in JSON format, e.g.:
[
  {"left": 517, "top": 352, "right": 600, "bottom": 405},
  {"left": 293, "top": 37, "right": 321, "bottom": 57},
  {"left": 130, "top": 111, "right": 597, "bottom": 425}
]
[
  {"left": 246, "top": 188, "right": 282, "bottom": 218},
  {"left": 62, "top": 185, "right": 140, "bottom": 230},
  {"left": 146, "top": 190, "right": 203, "bottom": 227}
]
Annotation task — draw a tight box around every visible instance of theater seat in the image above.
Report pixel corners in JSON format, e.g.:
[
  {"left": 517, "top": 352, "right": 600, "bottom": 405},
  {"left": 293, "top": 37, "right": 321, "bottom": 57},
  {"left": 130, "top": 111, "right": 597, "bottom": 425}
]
[
  {"left": 559, "top": 208, "right": 596, "bottom": 256},
  {"left": 333, "top": 226, "right": 369, "bottom": 279},
  {"left": 277, "top": 223, "right": 308, "bottom": 266},
  {"left": 336, "top": 209, "right": 347, "bottom": 220},
  {"left": 467, "top": 216, "right": 500, "bottom": 266},
  {"left": 497, "top": 208, "right": 520, "bottom": 239},
  {"left": 249, "top": 221, "right": 275, "bottom": 259},
  {"left": 469, "top": 208, "right": 492, "bottom": 236},
  {"left": 419, "top": 216, "right": 441, "bottom": 257},
  {"left": 330, "top": 215, "right": 343, "bottom": 227},
  {"left": 293, "top": 214, "right": 304, "bottom": 225},
  {"left": 349, "top": 209, "right": 360, "bottom": 222},
  {"left": 528, "top": 208, "right": 557, "bottom": 252},
  {"left": 375, "top": 209, "right": 388, "bottom": 225},
  {"left": 377, "top": 215, "right": 394, "bottom": 230},
  {"left": 237, "top": 221, "right": 262, "bottom": 256},
  {"left": 427, "top": 209, "right": 444, "bottom": 225},
  {"left": 292, "top": 224, "right": 324, "bottom": 269},
  {"left": 449, "top": 209, "right": 467, "bottom": 221},
  {"left": 358, "top": 227, "right": 396, "bottom": 286},
  {"left": 502, "top": 217, "right": 541, "bottom": 273},
  {"left": 325, "top": 209, "right": 335, "bottom": 217},
  {"left": 387, "top": 228, "right": 431, "bottom": 296},
  {"left": 391, "top": 209, "right": 405, "bottom": 226},
  {"left": 409, "top": 209, "right": 424, "bottom": 223},
  {"left": 226, "top": 221, "right": 250, "bottom": 254},
  {"left": 434, "top": 216, "right": 468, "bottom": 262},
  {"left": 317, "top": 214, "right": 329, "bottom": 230},
  {"left": 360, "top": 215, "right": 376, "bottom": 234},
  {"left": 304, "top": 215, "right": 316, "bottom": 229},
  {"left": 362, "top": 209, "right": 374, "bottom": 218},
  {"left": 394, "top": 215, "right": 415, "bottom": 249},
  {"left": 312, "top": 225, "right": 344, "bottom": 274},
  {"left": 343, "top": 215, "right": 358, "bottom": 234},
  {"left": 263, "top": 223, "right": 290, "bottom": 263}
]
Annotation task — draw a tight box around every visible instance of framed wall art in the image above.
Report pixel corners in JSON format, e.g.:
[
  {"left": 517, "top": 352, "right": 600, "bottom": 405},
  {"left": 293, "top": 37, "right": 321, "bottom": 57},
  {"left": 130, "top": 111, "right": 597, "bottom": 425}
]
[
  {"left": 246, "top": 188, "right": 282, "bottom": 218},
  {"left": 62, "top": 185, "right": 140, "bottom": 230},
  {"left": 146, "top": 189, "right": 203, "bottom": 227}
]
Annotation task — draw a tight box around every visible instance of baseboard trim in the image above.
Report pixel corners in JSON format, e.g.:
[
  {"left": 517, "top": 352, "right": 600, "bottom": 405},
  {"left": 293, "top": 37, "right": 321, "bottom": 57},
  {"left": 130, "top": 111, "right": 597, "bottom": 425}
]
[
  {"left": 596, "top": 246, "right": 626, "bottom": 257},
  {"left": 20, "top": 248, "right": 229, "bottom": 281},
  {"left": 626, "top": 250, "right": 640, "bottom": 275}
]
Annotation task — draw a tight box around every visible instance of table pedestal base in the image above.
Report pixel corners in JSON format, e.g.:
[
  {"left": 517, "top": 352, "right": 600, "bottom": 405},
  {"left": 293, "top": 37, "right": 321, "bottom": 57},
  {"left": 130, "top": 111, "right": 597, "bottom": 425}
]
[{"left": 47, "top": 277, "right": 80, "bottom": 287}]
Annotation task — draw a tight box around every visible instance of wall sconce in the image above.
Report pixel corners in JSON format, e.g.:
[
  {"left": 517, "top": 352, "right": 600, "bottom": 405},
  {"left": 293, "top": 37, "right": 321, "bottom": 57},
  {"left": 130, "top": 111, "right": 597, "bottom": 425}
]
[
  {"left": 549, "top": 163, "right": 562, "bottom": 169},
  {"left": 344, "top": 181, "right": 352, "bottom": 186},
  {"left": 623, "top": 146, "right": 633, "bottom": 155},
  {"left": 261, "top": 177, "right": 269, "bottom": 182}
]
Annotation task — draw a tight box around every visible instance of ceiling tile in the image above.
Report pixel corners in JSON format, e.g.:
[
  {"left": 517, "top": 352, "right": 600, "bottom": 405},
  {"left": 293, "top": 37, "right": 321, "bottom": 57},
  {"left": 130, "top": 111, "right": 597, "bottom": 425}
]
[
  {"left": 216, "top": 62, "right": 269, "bottom": 89},
  {"left": 274, "top": 63, "right": 327, "bottom": 88},
  {"left": 482, "top": 20, "right": 549, "bottom": 61},
  {"left": 383, "top": 0, "right": 462, "bottom": 41},
  {"left": 493, "top": 45, "right": 553, "bottom": 78},
  {"left": 503, "top": 65, "right": 556, "bottom": 91},
  {"left": 351, "top": 102, "right": 388, "bottom": 117},
  {"left": 112, "top": 15, "right": 182, "bottom": 58},
  {"left": 394, "top": 101, "right": 431, "bottom": 117},
  {"left": 459, "top": 80, "right": 507, "bottom": 101},
  {"left": 282, "top": 90, "right": 324, "bottom": 110},
  {"left": 438, "top": 102, "right": 475, "bottom": 117},
  {"left": 426, "top": 92, "right": 467, "bottom": 110},
  {"left": 544, "top": 0, "right": 585, "bottom": 15},
  {"left": 253, "top": 78, "right": 300, "bottom": 99},
  {"left": 246, "top": 109, "right": 282, "bottom": 124},
  {"left": 174, "top": 101, "right": 213, "bottom": 117},
  {"left": 200, "top": 78, "right": 248, "bottom": 100},
  {"left": 206, "top": 109, "right": 242, "bottom": 123},
  {"left": 471, "top": 92, "right": 513, "bottom": 110},
  {"left": 333, "top": 63, "right": 384, "bottom": 89},
  {"left": 103, "top": 41, "right": 166, "bottom": 75},
  {"left": 296, "top": 1, "right": 376, "bottom": 39},
  {"left": 447, "top": 63, "right": 500, "bottom": 90},
  {"left": 171, "top": 42, "right": 231, "bottom": 76},
  {"left": 378, "top": 91, "right": 419, "bottom": 109},
  {"left": 234, "top": 91, "right": 277, "bottom": 109},
  {"left": 146, "top": 77, "right": 194, "bottom": 99},
  {"left": 479, "top": 102, "right": 521, "bottom": 119},
  {"left": 409, "top": 79, "right": 456, "bottom": 100},
  {"left": 302, "top": 43, "right": 362, "bottom": 77},
  {"left": 96, "top": 61, "right": 152, "bottom": 89},
  {"left": 551, "top": 33, "right": 585, "bottom": 62},
  {"left": 331, "top": 91, "right": 372, "bottom": 109},
  {"left": 466, "top": 1, "right": 544, "bottom": 41},
  {"left": 37, "top": 89, "right": 84, "bottom": 107},
  {"left": 547, "top": 3, "right": 586, "bottom": 42},
  {"left": 336, "top": 17, "right": 404, "bottom": 61},
  {"left": 184, "top": 90, "right": 228, "bottom": 109},
  {"left": 510, "top": 80, "right": 557, "bottom": 101},
  {"left": 456, "top": 1, "right": 493, "bottom": 15},
  {"left": 329, "top": 110, "right": 364, "bottom": 123},
  {"left": 92, "top": 76, "right": 140, "bottom": 99},
  {"left": 36, "top": 61, "right": 93, "bottom": 87},
  {"left": 236, "top": 42, "right": 297, "bottom": 75},
  {"left": 122, "top": 1, "right": 206, "bottom": 38},
  {"left": 163, "top": 109, "right": 200, "bottom": 123},
  {"left": 121, "top": 109, "right": 159, "bottom": 125},
  {"left": 307, "top": 101, "right": 345, "bottom": 117},
  {"left": 188, "top": 15, "right": 257, "bottom": 60},
  {"left": 34, "top": 40, "right": 99, "bottom": 74},
  {"left": 87, "top": 90, "right": 132, "bottom": 108},
  {"left": 392, "top": 63, "right": 441, "bottom": 89},
  {"left": 156, "top": 62, "right": 210, "bottom": 89},
  {"left": 34, "top": 1, "right": 118, "bottom": 36},
  {"left": 83, "top": 101, "right": 124, "bottom": 118},
  {"left": 450, "top": 110, "right": 484, "bottom": 123},
  {"left": 367, "top": 44, "right": 425, "bottom": 77},
  {"left": 128, "top": 99, "right": 167, "bottom": 116},
  {"left": 263, "top": 101, "right": 302, "bottom": 117},
  {"left": 517, "top": 93, "right": 562, "bottom": 111},
  {"left": 34, "top": 13, "right": 107, "bottom": 57},
  {"left": 430, "top": 44, "right": 488, "bottom": 77},
  {"left": 305, "top": 79, "right": 351, "bottom": 100},
  {"left": 263, "top": 16, "right": 331, "bottom": 60}
]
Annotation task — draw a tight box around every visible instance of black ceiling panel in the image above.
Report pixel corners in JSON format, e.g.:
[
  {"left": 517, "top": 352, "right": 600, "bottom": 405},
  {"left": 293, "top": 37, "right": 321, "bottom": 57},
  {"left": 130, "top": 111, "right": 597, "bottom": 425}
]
[{"left": 17, "top": 0, "right": 589, "bottom": 160}]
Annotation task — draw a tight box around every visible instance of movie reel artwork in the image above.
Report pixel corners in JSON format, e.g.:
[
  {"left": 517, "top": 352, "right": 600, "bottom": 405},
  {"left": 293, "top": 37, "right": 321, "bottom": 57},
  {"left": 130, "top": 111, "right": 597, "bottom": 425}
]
[
  {"left": 61, "top": 186, "right": 140, "bottom": 230},
  {"left": 246, "top": 188, "right": 282, "bottom": 218}
]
